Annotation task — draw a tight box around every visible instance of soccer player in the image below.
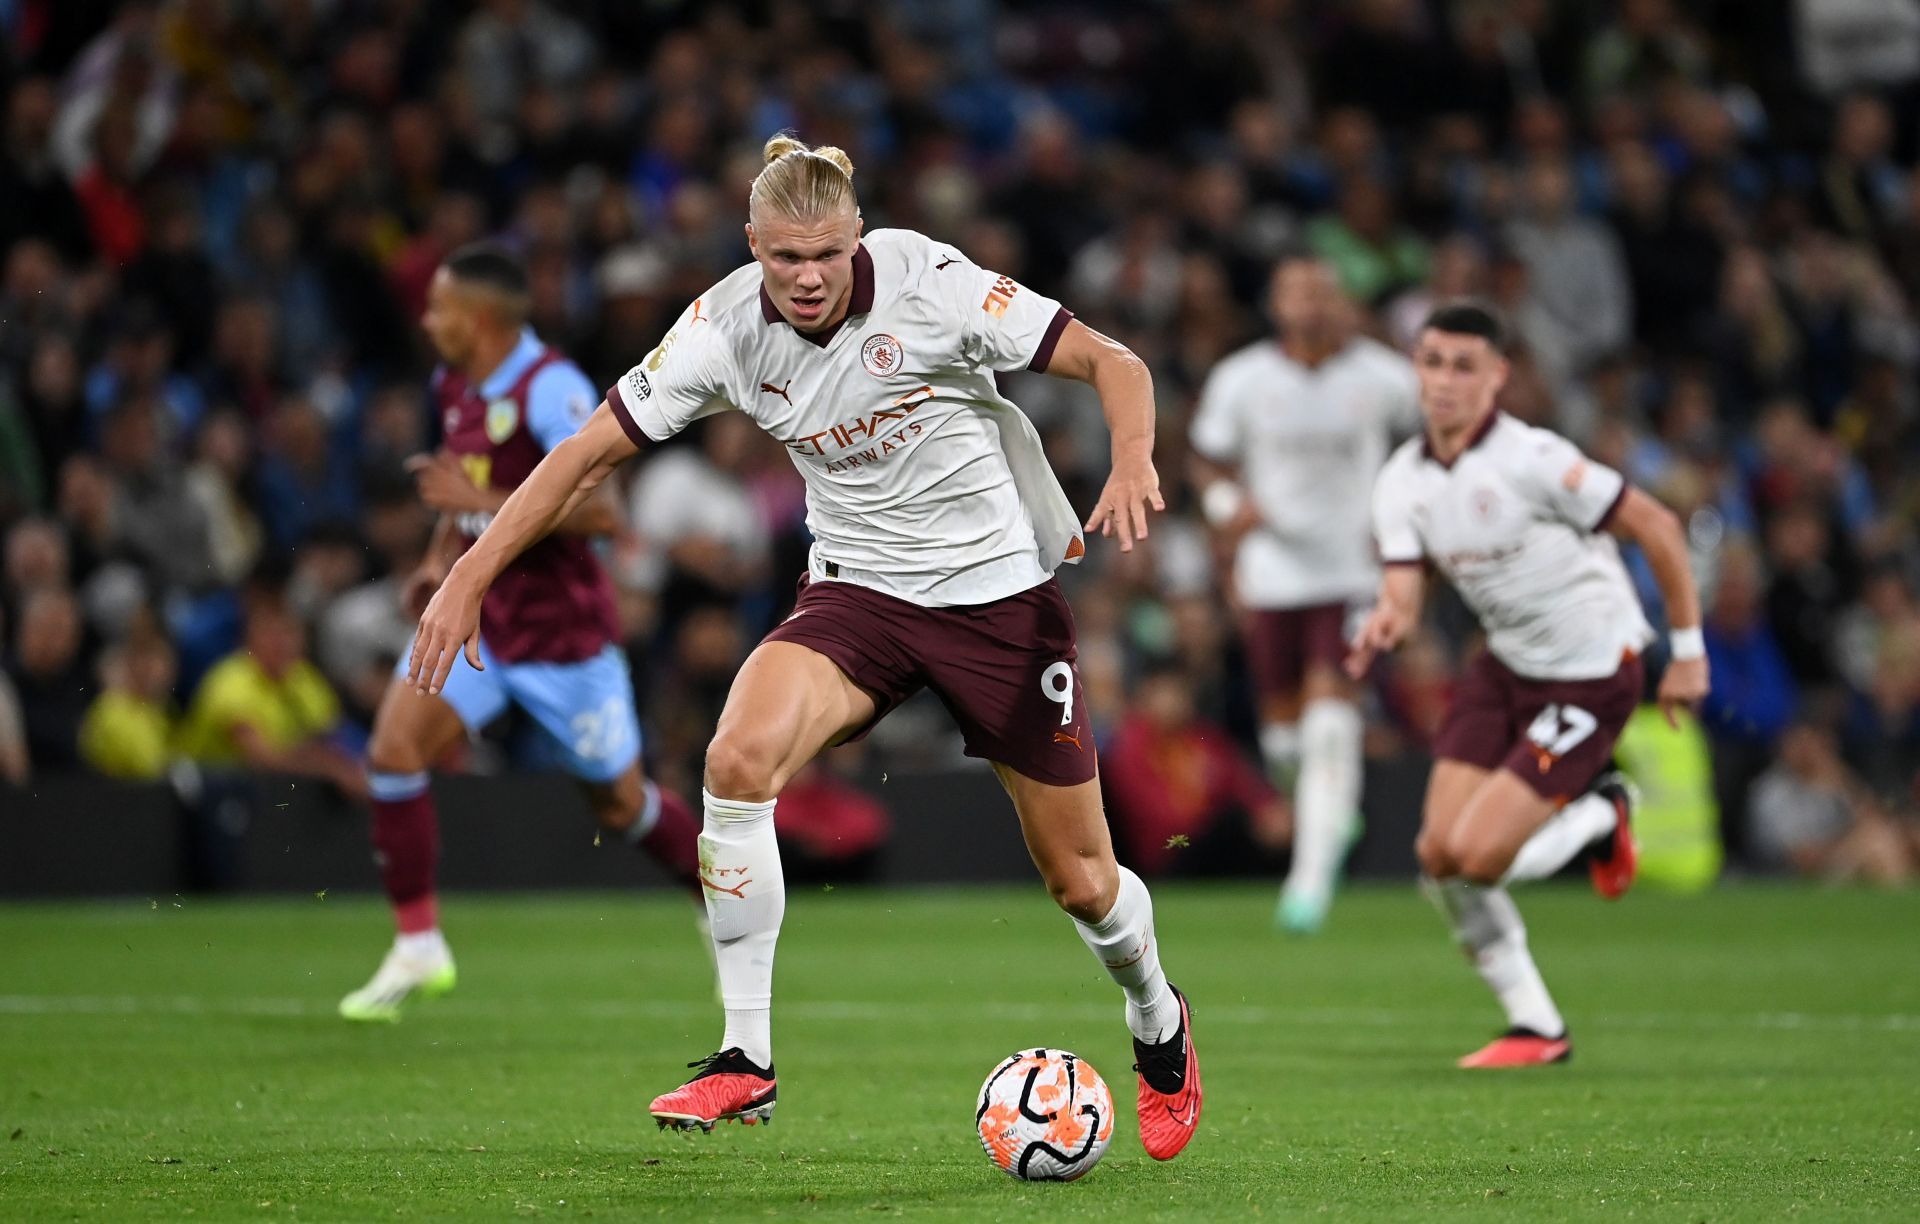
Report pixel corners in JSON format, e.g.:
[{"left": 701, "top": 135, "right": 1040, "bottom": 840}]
[
  {"left": 1190, "top": 254, "right": 1419, "bottom": 933},
  {"left": 406, "top": 136, "right": 1202, "bottom": 1158},
  {"left": 339, "top": 245, "right": 700, "bottom": 1022},
  {"left": 1348, "top": 302, "right": 1710, "bottom": 1068}
]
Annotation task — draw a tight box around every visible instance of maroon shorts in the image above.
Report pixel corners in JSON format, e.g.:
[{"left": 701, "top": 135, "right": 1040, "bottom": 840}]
[
  {"left": 1244, "top": 603, "right": 1352, "bottom": 699},
  {"left": 762, "top": 576, "right": 1096, "bottom": 787},
  {"left": 1432, "top": 650, "right": 1644, "bottom": 801}
]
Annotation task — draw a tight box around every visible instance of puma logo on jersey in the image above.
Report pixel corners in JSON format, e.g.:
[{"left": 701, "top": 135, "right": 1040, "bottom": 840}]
[
  {"left": 1053, "top": 730, "right": 1083, "bottom": 751},
  {"left": 689, "top": 298, "right": 709, "bottom": 324},
  {"left": 760, "top": 379, "right": 794, "bottom": 404},
  {"left": 936, "top": 254, "right": 959, "bottom": 270}
]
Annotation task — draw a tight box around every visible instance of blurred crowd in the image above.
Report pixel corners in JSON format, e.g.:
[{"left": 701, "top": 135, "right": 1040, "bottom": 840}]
[{"left": 4, "top": 0, "right": 1920, "bottom": 883}]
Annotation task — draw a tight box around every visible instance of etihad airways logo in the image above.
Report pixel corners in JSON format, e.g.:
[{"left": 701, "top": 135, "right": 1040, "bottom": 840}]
[{"left": 783, "top": 385, "right": 935, "bottom": 473}]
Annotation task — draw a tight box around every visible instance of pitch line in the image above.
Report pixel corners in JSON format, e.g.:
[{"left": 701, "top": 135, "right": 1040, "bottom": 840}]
[{"left": 0, "top": 994, "right": 1915, "bottom": 1033}]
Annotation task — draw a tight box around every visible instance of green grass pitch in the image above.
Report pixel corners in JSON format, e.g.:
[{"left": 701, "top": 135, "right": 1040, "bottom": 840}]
[{"left": 2, "top": 882, "right": 1915, "bottom": 1220}]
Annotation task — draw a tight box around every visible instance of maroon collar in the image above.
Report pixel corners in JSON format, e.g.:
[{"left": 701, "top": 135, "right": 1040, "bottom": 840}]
[
  {"left": 759, "top": 243, "right": 874, "bottom": 347},
  {"left": 1422, "top": 409, "right": 1501, "bottom": 470}
]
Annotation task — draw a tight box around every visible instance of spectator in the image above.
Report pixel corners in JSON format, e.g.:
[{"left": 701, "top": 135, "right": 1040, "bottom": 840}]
[
  {"left": 625, "top": 413, "right": 772, "bottom": 625},
  {"left": 1102, "top": 665, "right": 1289, "bottom": 878},
  {"left": 1750, "top": 722, "right": 1918, "bottom": 883},
  {"left": 7, "top": 586, "right": 91, "bottom": 772},
  {"left": 773, "top": 757, "right": 893, "bottom": 885},
  {"left": 177, "top": 575, "right": 364, "bottom": 799},
  {"left": 1503, "top": 157, "right": 1631, "bottom": 373},
  {"left": 78, "top": 621, "right": 178, "bottom": 780}
]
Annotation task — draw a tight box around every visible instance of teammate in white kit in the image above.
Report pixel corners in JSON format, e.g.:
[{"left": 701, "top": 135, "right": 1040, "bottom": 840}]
[
  {"left": 406, "top": 136, "right": 1203, "bottom": 1157},
  {"left": 1348, "top": 302, "right": 1710, "bottom": 1068},
  {"left": 1191, "top": 255, "right": 1418, "bottom": 933}
]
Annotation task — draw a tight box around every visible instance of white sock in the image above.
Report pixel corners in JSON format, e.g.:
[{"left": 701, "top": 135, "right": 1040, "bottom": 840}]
[
  {"left": 701, "top": 788, "right": 783, "bottom": 1067},
  {"left": 1503, "top": 791, "right": 1615, "bottom": 884},
  {"left": 1422, "top": 877, "right": 1564, "bottom": 1038},
  {"left": 395, "top": 929, "right": 449, "bottom": 962},
  {"left": 1258, "top": 721, "right": 1301, "bottom": 787},
  {"left": 1282, "top": 699, "right": 1363, "bottom": 903},
  {"left": 1073, "top": 866, "right": 1180, "bottom": 1043}
]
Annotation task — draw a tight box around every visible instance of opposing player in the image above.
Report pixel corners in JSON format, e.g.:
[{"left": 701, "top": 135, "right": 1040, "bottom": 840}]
[
  {"left": 406, "top": 136, "right": 1202, "bottom": 1158},
  {"left": 340, "top": 245, "right": 700, "bottom": 1022},
  {"left": 1190, "top": 254, "right": 1418, "bottom": 933},
  {"left": 1348, "top": 302, "right": 1709, "bottom": 1067}
]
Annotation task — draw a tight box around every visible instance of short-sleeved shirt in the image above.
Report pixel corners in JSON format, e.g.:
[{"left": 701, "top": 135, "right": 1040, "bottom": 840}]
[
  {"left": 1371, "top": 412, "right": 1652, "bottom": 681},
  {"left": 178, "top": 653, "right": 341, "bottom": 766},
  {"left": 605, "top": 228, "right": 1083, "bottom": 608},
  {"left": 1191, "top": 336, "right": 1419, "bottom": 608},
  {"left": 434, "top": 328, "right": 619, "bottom": 663}
]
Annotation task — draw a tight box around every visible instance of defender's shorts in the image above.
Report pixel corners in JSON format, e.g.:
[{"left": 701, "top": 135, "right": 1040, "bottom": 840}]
[
  {"left": 1432, "top": 649, "right": 1643, "bottom": 802},
  {"left": 1243, "top": 602, "right": 1355, "bottom": 699},
  {"left": 395, "top": 638, "right": 641, "bottom": 782},
  {"left": 762, "top": 576, "right": 1096, "bottom": 787}
]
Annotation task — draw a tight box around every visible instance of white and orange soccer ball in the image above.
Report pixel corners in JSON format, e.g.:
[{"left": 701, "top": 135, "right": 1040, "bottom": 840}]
[{"left": 975, "top": 1048, "right": 1115, "bottom": 1181}]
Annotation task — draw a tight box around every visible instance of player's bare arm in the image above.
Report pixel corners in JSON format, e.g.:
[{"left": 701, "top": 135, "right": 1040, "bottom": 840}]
[
  {"left": 408, "top": 401, "right": 637, "bottom": 693},
  {"left": 1044, "top": 319, "right": 1163, "bottom": 551},
  {"left": 1606, "top": 487, "right": 1710, "bottom": 726},
  {"left": 1345, "top": 563, "right": 1425, "bottom": 679},
  {"left": 405, "top": 451, "right": 622, "bottom": 535}
]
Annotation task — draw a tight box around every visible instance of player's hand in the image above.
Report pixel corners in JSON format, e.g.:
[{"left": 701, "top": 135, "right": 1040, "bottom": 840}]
[
  {"left": 407, "top": 565, "right": 484, "bottom": 695},
  {"left": 1657, "top": 655, "right": 1710, "bottom": 729},
  {"left": 1085, "top": 455, "right": 1165, "bottom": 553},
  {"left": 1345, "top": 601, "right": 1414, "bottom": 679},
  {"left": 406, "top": 452, "right": 488, "bottom": 515},
  {"left": 400, "top": 563, "right": 447, "bottom": 621}
]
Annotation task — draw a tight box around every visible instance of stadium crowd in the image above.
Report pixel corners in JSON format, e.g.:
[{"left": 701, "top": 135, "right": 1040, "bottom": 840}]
[{"left": 3, "top": 0, "right": 1919, "bottom": 883}]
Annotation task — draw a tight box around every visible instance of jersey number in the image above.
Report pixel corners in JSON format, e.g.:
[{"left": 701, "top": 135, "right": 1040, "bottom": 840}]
[
  {"left": 1041, "top": 661, "right": 1075, "bottom": 726},
  {"left": 1525, "top": 703, "right": 1597, "bottom": 764},
  {"left": 570, "top": 697, "right": 629, "bottom": 764}
]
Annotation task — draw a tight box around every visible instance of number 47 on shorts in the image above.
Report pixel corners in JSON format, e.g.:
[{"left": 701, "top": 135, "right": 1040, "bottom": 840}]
[{"left": 1526, "top": 702, "right": 1596, "bottom": 767}]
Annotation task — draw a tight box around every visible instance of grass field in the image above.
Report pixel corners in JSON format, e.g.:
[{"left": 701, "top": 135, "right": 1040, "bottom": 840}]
[{"left": 2, "top": 882, "right": 1915, "bottom": 1221}]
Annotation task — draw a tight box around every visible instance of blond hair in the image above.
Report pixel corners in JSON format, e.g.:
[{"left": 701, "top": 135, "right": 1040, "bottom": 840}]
[{"left": 749, "top": 134, "right": 858, "bottom": 224}]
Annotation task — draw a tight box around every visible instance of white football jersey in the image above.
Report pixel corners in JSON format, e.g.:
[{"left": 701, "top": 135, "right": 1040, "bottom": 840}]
[
  {"left": 1191, "top": 337, "right": 1419, "bottom": 608},
  {"left": 607, "top": 229, "right": 1084, "bottom": 608},
  {"left": 1371, "top": 412, "right": 1653, "bottom": 681}
]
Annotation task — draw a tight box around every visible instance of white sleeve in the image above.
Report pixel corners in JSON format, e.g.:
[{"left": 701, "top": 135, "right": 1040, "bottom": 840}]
[
  {"left": 1519, "top": 430, "right": 1629, "bottom": 532},
  {"left": 935, "top": 248, "right": 1075, "bottom": 373},
  {"left": 606, "top": 297, "right": 736, "bottom": 444},
  {"left": 1383, "top": 353, "right": 1424, "bottom": 439},
  {"left": 1189, "top": 364, "right": 1244, "bottom": 463},
  {"left": 1371, "top": 466, "right": 1424, "bottom": 565}
]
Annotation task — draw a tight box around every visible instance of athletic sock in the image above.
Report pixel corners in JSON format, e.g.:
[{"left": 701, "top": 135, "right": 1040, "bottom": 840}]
[
  {"left": 1073, "top": 866, "right": 1180, "bottom": 1043},
  {"left": 1258, "top": 721, "right": 1302, "bottom": 789},
  {"left": 625, "top": 781, "right": 703, "bottom": 897},
  {"left": 369, "top": 770, "right": 439, "bottom": 935},
  {"left": 1503, "top": 791, "right": 1616, "bottom": 885},
  {"left": 395, "top": 928, "right": 449, "bottom": 962},
  {"left": 1283, "top": 699, "right": 1364, "bottom": 902},
  {"left": 701, "top": 788, "right": 783, "bottom": 1068},
  {"left": 1423, "top": 877, "right": 1564, "bottom": 1038}
]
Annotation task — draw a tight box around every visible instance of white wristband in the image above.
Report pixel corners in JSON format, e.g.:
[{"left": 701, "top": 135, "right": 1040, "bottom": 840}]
[
  {"left": 1201, "top": 480, "right": 1246, "bottom": 527},
  {"left": 1669, "top": 626, "right": 1705, "bottom": 661}
]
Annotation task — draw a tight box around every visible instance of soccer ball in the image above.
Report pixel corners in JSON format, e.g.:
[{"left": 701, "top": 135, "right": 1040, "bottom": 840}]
[{"left": 975, "top": 1048, "right": 1114, "bottom": 1181}]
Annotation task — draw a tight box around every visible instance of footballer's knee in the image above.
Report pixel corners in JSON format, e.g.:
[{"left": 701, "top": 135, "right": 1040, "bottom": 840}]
[
  {"left": 1046, "top": 858, "right": 1118, "bottom": 923},
  {"left": 1415, "top": 829, "right": 1456, "bottom": 880},
  {"left": 703, "top": 731, "right": 785, "bottom": 804},
  {"left": 366, "top": 725, "right": 431, "bottom": 778},
  {"left": 1449, "top": 832, "right": 1512, "bottom": 886}
]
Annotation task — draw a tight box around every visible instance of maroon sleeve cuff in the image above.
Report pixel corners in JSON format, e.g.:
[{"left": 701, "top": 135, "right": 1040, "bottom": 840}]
[
  {"left": 604, "top": 382, "right": 651, "bottom": 451},
  {"left": 1381, "top": 557, "right": 1425, "bottom": 568},
  {"left": 1027, "top": 307, "right": 1075, "bottom": 373},
  {"left": 1592, "top": 481, "right": 1631, "bottom": 533}
]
